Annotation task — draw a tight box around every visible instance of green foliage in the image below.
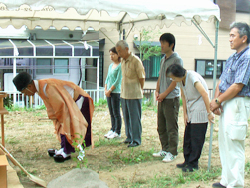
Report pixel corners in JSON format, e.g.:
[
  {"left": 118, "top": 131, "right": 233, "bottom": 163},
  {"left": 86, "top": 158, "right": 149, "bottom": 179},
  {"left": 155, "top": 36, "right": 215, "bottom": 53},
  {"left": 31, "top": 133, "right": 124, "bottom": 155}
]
[
  {"left": 134, "top": 29, "right": 162, "bottom": 61},
  {"left": 72, "top": 133, "right": 88, "bottom": 168},
  {"left": 5, "top": 105, "right": 35, "bottom": 112},
  {"left": 94, "top": 98, "right": 107, "bottom": 107},
  {"left": 3, "top": 95, "right": 13, "bottom": 108},
  {"left": 35, "top": 105, "right": 46, "bottom": 110},
  {"left": 142, "top": 96, "right": 154, "bottom": 111},
  {"left": 5, "top": 104, "right": 46, "bottom": 112},
  {"left": 179, "top": 98, "right": 183, "bottom": 106},
  {"left": 245, "top": 161, "right": 250, "bottom": 175}
]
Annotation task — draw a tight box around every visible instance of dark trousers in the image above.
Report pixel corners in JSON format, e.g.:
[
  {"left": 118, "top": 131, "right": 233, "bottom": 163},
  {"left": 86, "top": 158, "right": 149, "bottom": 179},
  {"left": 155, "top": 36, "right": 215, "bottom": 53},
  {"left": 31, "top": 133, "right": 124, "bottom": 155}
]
[
  {"left": 183, "top": 122, "right": 208, "bottom": 167},
  {"left": 107, "top": 93, "right": 122, "bottom": 134},
  {"left": 61, "top": 96, "right": 92, "bottom": 154},
  {"left": 157, "top": 98, "right": 179, "bottom": 155},
  {"left": 121, "top": 98, "right": 142, "bottom": 145}
]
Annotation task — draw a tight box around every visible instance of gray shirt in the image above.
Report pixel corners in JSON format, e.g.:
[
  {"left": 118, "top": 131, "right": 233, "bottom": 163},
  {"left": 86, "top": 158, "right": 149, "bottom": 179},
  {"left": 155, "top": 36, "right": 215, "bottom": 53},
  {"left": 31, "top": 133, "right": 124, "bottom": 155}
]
[
  {"left": 179, "top": 70, "right": 209, "bottom": 123},
  {"left": 159, "top": 52, "right": 183, "bottom": 99}
]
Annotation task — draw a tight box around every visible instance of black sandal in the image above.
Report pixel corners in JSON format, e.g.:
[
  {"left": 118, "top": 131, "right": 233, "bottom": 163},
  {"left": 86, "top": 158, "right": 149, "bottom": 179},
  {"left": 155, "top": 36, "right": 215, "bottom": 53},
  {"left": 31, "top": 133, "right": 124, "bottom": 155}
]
[{"left": 53, "top": 154, "right": 71, "bottom": 163}]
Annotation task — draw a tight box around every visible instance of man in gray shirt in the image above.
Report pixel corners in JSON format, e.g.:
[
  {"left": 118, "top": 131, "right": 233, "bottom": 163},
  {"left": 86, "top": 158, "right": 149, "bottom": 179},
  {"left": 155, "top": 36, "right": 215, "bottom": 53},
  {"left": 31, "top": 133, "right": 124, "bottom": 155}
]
[{"left": 153, "top": 33, "right": 183, "bottom": 162}]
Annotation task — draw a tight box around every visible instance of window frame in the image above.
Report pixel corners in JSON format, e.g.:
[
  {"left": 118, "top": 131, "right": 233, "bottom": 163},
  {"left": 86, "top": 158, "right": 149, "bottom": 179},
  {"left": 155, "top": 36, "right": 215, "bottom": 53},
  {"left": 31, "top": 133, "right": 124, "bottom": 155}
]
[
  {"left": 36, "top": 58, "right": 53, "bottom": 75},
  {"left": 36, "top": 58, "right": 70, "bottom": 75},
  {"left": 135, "top": 53, "right": 163, "bottom": 81},
  {"left": 53, "top": 58, "right": 69, "bottom": 74},
  {"left": 195, "top": 59, "right": 226, "bottom": 79}
]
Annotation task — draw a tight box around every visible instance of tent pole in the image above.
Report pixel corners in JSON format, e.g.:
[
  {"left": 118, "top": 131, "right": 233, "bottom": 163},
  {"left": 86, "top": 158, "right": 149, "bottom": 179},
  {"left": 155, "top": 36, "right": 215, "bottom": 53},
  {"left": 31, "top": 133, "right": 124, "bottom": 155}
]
[
  {"left": 13, "top": 58, "right": 17, "bottom": 106},
  {"left": 99, "top": 30, "right": 115, "bottom": 45},
  {"left": 208, "top": 18, "right": 219, "bottom": 171},
  {"left": 192, "top": 19, "right": 215, "bottom": 48},
  {"left": 97, "top": 57, "right": 100, "bottom": 102}
]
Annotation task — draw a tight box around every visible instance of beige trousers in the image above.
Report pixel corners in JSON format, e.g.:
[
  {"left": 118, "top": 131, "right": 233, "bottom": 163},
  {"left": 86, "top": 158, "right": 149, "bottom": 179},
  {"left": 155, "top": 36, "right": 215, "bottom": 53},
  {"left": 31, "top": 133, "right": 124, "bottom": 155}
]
[{"left": 219, "top": 97, "right": 250, "bottom": 188}]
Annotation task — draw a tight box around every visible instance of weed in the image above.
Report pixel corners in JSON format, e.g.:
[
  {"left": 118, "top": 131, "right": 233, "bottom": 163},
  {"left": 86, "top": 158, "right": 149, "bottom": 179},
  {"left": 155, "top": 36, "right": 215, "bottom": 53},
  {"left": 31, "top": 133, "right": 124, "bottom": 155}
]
[
  {"left": 94, "top": 98, "right": 108, "bottom": 107},
  {"left": 72, "top": 133, "right": 88, "bottom": 168}
]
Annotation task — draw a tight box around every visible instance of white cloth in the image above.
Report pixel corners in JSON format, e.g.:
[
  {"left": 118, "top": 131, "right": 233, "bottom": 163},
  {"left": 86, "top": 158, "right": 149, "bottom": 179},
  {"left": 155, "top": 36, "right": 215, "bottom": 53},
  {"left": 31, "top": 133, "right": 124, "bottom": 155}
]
[{"left": 219, "top": 97, "right": 250, "bottom": 188}]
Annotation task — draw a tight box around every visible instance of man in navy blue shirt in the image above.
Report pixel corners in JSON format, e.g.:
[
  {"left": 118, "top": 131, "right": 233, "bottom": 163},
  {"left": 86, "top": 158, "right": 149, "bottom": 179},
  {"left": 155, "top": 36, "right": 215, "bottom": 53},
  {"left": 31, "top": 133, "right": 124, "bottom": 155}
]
[{"left": 210, "top": 22, "right": 250, "bottom": 188}]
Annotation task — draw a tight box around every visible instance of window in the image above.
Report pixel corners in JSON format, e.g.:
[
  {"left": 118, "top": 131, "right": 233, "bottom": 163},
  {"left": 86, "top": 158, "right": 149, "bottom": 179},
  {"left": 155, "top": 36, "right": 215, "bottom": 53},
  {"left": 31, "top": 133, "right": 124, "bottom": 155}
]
[
  {"left": 136, "top": 54, "right": 163, "bottom": 80},
  {"left": 54, "top": 59, "right": 69, "bottom": 74},
  {"left": 36, "top": 58, "right": 69, "bottom": 74},
  {"left": 36, "top": 59, "right": 52, "bottom": 74},
  {"left": 195, "top": 59, "right": 226, "bottom": 78}
]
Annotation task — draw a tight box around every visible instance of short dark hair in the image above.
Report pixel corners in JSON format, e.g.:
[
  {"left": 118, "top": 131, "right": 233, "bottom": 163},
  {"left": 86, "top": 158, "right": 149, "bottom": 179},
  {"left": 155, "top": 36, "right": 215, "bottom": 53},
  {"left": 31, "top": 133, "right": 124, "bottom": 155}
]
[
  {"left": 12, "top": 72, "right": 33, "bottom": 91},
  {"left": 159, "top": 33, "right": 176, "bottom": 51},
  {"left": 166, "top": 64, "right": 186, "bottom": 78},
  {"left": 109, "top": 47, "right": 121, "bottom": 61},
  {"left": 230, "top": 22, "right": 250, "bottom": 44}
]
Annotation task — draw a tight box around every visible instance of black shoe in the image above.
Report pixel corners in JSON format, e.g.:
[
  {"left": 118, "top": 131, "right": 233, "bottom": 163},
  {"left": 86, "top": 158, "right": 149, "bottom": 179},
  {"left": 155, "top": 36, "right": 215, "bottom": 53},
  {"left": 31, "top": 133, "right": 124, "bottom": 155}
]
[
  {"left": 176, "top": 162, "right": 187, "bottom": 168},
  {"left": 182, "top": 165, "right": 198, "bottom": 172},
  {"left": 127, "top": 142, "right": 140, "bottom": 147},
  {"left": 53, "top": 154, "right": 71, "bottom": 163},
  {"left": 123, "top": 140, "right": 131, "bottom": 144},
  {"left": 212, "top": 182, "right": 226, "bottom": 188},
  {"left": 48, "top": 149, "right": 56, "bottom": 157}
]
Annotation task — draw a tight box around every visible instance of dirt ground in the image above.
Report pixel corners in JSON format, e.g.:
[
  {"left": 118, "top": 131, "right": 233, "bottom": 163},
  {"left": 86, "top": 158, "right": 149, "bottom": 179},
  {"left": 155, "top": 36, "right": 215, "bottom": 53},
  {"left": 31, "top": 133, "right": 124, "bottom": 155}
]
[{"left": 2, "top": 105, "right": 250, "bottom": 188}]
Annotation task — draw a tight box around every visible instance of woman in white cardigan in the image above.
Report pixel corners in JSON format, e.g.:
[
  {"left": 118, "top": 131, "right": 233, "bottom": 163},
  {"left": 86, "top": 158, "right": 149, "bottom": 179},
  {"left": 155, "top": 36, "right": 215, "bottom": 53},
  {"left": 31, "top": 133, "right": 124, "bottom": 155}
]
[{"left": 166, "top": 63, "right": 214, "bottom": 172}]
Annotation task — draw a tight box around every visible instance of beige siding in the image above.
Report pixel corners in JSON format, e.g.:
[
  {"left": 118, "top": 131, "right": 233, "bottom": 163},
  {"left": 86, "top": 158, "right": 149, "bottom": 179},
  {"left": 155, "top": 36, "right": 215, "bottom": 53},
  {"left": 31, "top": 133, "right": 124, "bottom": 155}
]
[{"left": 100, "top": 12, "right": 250, "bottom": 90}]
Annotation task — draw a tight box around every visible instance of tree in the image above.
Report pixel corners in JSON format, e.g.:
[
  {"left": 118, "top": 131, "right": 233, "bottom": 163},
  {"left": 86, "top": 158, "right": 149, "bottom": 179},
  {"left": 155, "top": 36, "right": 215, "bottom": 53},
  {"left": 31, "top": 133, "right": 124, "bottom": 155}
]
[{"left": 134, "top": 29, "right": 162, "bottom": 61}]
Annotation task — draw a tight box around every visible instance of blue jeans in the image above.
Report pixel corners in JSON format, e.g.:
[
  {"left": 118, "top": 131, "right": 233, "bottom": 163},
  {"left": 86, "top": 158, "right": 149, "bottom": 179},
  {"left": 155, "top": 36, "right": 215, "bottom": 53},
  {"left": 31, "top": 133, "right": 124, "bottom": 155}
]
[{"left": 107, "top": 93, "right": 122, "bottom": 134}]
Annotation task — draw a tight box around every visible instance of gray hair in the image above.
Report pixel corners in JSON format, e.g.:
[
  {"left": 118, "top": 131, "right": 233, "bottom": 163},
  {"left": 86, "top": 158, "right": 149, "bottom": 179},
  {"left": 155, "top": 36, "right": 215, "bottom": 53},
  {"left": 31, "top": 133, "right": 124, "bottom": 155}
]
[
  {"left": 115, "top": 40, "right": 129, "bottom": 49},
  {"left": 230, "top": 22, "right": 250, "bottom": 44}
]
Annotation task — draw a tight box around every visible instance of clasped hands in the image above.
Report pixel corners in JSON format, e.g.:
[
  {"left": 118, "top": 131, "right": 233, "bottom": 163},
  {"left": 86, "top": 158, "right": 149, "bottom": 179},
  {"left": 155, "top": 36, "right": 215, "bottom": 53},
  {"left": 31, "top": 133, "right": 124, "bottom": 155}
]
[{"left": 210, "top": 99, "right": 223, "bottom": 116}]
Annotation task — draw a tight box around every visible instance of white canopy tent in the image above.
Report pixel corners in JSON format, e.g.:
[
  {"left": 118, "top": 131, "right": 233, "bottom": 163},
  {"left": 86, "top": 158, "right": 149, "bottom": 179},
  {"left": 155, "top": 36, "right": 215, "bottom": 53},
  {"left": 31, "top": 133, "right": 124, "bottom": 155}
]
[
  {"left": 0, "top": 0, "right": 220, "bottom": 170},
  {"left": 0, "top": 0, "right": 219, "bottom": 31}
]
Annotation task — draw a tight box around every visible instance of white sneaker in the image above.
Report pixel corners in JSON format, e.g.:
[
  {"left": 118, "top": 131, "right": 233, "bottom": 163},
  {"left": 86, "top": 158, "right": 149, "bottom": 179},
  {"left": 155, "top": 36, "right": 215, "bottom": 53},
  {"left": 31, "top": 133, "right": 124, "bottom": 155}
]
[
  {"left": 152, "top": 150, "right": 168, "bottom": 157},
  {"left": 162, "top": 152, "right": 177, "bottom": 163},
  {"left": 104, "top": 130, "right": 113, "bottom": 138},
  {"left": 107, "top": 132, "right": 121, "bottom": 139}
]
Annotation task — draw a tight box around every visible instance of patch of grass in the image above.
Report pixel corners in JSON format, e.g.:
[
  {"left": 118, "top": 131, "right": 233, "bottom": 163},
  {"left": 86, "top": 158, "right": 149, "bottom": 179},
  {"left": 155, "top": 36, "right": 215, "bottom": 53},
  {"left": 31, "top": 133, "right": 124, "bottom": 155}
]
[
  {"left": 33, "top": 112, "right": 45, "bottom": 117},
  {"left": 94, "top": 138, "right": 121, "bottom": 147},
  {"left": 18, "top": 171, "right": 27, "bottom": 177},
  {"left": 149, "top": 167, "right": 221, "bottom": 187},
  {"left": 108, "top": 148, "right": 155, "bottom": 165},
  {"left": 118, "top": 167, "right": 221, "bottom": 187},
  {"left": 5, "top": 105, "right": 35, "bottom": 112},
  {"left": 6, "top": 136, "right": 20, "bottom": 144},
  {"left": 35, "top": 105, "right": 46, "bottom": 110},
  {"left": 94, "top": 98, "right": 108, "bottom": 107},
  {"left": 245, "top": 161, "right": 250, "bottom": 175}
]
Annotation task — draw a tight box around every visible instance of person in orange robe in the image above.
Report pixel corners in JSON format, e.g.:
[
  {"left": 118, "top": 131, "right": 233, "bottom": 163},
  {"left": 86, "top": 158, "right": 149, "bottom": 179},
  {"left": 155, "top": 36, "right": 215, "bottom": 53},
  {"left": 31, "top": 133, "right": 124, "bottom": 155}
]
[{"left": 13, "top": 72, "right": 94, "bottom": 163}]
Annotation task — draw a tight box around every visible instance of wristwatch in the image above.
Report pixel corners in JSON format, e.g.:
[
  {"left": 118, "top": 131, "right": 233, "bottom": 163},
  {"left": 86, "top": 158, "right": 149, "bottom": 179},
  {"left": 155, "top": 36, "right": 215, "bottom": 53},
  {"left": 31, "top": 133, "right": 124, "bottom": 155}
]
[{"left": 215, "top": 98, "right": 220, "bottom": 105}]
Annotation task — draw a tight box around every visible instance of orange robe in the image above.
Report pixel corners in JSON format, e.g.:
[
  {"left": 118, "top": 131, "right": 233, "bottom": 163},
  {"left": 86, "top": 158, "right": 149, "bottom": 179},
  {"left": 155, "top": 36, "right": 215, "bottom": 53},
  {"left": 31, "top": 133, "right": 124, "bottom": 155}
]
[{"left": 37, "top": 79, "right": 94, "bottom": 147}]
